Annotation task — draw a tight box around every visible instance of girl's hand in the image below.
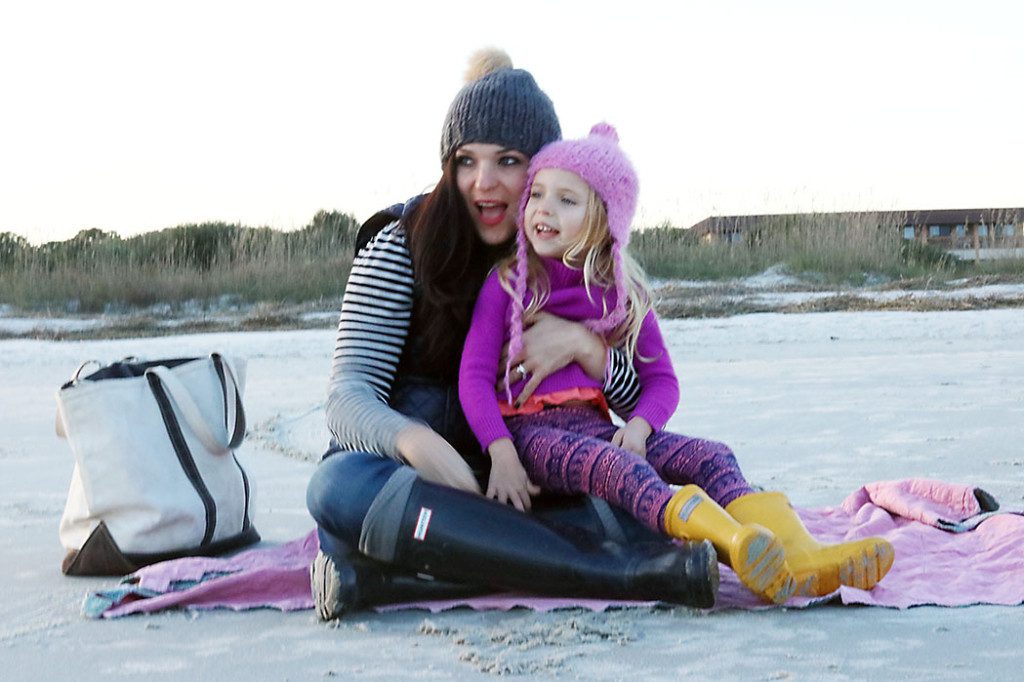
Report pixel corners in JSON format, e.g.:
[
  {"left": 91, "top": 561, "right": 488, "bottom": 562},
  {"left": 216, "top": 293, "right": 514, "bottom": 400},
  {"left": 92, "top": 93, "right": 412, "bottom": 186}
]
[
  {"left": 396, "top": 423, "right": 481, "bottom": 494},
  {"left": 611, "top": 417, "right": 653, "bottom": 457},
  {"left": 499, "top": 312, "right": 607, "bottom": 405},
  {"left": 486, "top": 438, "right": 541, "bottom": 512}
]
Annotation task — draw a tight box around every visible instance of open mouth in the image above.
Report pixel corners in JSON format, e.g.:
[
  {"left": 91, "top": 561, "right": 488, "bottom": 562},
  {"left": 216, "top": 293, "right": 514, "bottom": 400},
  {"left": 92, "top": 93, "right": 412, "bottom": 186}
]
[{"left": 476, "top": 201, "right": 508, "bottom": 227}]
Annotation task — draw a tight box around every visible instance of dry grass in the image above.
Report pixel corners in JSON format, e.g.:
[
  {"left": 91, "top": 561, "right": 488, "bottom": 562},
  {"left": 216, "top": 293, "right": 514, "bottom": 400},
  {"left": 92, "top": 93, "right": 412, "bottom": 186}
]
[
  {"left": 2, "top": 210, "right": 1022, "bottom": 318},
  {"left": 0, "top": 216, "right": 355, "bottom": 313},
  {"left": 632, "top": 211, "right": 963, "bottom": 283}
]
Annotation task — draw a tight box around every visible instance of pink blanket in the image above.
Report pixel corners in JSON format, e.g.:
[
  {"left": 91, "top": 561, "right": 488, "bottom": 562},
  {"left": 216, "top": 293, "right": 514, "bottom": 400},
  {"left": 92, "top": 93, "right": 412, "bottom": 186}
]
[{"left": 86, "top": 479, "right": 1024, "bottom": 618}]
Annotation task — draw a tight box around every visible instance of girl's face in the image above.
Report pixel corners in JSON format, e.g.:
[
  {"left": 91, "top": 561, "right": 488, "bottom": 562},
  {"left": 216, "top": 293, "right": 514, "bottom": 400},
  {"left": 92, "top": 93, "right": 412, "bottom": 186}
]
[
  {"left": 454, "top": 143, "right": 530, "bottom": 246},
  {"left": 523, "top": 168, "right": 590, "bottom": 259}
]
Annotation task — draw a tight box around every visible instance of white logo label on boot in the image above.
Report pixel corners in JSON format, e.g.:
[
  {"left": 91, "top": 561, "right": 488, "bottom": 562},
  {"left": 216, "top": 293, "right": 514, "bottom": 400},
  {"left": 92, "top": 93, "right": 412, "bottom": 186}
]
[
  {"left": 678, "top": 495, "right": 702, "bottom": 521},
  {"left": 413, "top": 507, "right": 433, "bottom": 541}
]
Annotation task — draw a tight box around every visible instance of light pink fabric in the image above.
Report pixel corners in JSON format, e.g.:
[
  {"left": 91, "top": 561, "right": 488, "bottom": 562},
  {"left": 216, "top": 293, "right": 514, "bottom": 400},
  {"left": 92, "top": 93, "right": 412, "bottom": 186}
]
[
  {"left": 806, "top": 480, "right": 1023, "bottom": 609},
  {"left": 858, "top": 478, "right": 982, "bottom": 529},
  {"left": 93, "top": 479, "right": 1024, "bottom": 617},
  {"left": 100, "top": 531, "right": 319, "bottom": 618}
]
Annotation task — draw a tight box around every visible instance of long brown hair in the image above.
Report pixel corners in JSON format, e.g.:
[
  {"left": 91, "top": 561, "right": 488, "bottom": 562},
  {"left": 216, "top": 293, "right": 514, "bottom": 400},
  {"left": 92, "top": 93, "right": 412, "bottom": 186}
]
[{"left": 405, "top": 155, "right": 509, "bottom": 376}]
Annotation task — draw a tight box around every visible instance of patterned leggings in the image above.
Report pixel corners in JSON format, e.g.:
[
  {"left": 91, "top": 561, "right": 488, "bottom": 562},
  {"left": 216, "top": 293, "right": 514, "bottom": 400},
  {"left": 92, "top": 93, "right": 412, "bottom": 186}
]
[{"left": 505, "top": 405, "right": 754, "bottom": 533}]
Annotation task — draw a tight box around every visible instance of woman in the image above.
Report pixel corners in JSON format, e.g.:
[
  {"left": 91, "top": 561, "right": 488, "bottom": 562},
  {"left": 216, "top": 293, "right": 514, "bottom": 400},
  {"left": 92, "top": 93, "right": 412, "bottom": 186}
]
[{"left": 305, "top": 49, "right": 718, "bottom": 619}]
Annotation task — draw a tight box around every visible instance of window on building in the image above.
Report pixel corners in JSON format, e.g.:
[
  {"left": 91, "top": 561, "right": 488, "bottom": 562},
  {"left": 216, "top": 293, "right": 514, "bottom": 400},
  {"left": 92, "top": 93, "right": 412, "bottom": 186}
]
[
  {"left": 929, "top": 225, "right": 941, "bottom": 237},
  {"left": 1003, "top": 224, "right": 1016, "bottom": 237},
  {"left": 955, "top": 225, "right": 966, "bottom": 237},
  {"left": 979, "top": 225, "right": 989, "bottom": 237},
  {"left": 902, "top": 226, "right": 915, "bottom": 239}
]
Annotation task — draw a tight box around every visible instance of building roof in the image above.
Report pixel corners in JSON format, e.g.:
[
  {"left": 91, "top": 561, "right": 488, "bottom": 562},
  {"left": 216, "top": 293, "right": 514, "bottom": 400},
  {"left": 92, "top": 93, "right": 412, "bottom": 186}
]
[{"left": 689, "top": 208, "right": 1024, "bottom": 234}]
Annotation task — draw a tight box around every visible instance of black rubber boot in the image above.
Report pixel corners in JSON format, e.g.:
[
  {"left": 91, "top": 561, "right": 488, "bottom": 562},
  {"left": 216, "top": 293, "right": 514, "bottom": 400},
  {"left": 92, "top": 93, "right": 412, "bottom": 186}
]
[
  {"left": 359, "top": 473, "right": 718, "bottom": 608},
  {"left": 311, "top": 549, "right": 488, "bottom": 621}
]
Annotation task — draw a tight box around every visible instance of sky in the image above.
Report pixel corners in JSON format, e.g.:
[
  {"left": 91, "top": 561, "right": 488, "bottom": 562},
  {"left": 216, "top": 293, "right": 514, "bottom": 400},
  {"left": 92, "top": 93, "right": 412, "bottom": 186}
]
[{"left": 1, "top": 0, "right": 1022, "bottom": 244}]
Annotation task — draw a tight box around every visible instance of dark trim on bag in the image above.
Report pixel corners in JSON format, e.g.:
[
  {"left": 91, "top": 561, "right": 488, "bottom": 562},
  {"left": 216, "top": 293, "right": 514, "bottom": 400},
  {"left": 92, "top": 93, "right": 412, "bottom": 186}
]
[
  {"left": 70, "top": 357, "right": 197, "bottom": 387},
  {"left": 122, "top": 526, "right": 262, "bottom": 568},
  {"left": 211, "top": 353, "right": 246, "bottom": 448},
  {"left": 234, "top": 453, "right": 253, "bottom": 532},
  {"left": 146, "top": 372, "right": 218, "bottom": 546},
  {"left": 212, "top": 353, "right": 252, "bottom": 530}
]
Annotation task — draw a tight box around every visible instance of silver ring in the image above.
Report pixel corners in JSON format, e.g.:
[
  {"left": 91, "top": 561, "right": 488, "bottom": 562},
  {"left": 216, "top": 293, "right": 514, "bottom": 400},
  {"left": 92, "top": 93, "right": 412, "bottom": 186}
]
[{"left": 515, "top": 363, "right": 528, "bottom": 379}]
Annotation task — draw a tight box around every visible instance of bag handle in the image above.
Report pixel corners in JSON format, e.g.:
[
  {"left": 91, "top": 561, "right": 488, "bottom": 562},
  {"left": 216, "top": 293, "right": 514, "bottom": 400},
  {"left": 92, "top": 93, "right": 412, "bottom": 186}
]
[
  {"left": 212, "top": 353, "right": 246, "bottom": 448},
  {"left": 56, "top": 360, "right": 102, "bottom": 439},
  {"left": 145, "top": 355, "right": 246, "bottom": 455}
]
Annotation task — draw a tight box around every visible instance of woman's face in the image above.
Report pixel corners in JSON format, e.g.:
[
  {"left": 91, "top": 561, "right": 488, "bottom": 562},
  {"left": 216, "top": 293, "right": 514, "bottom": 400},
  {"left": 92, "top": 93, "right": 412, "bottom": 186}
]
[{"left": 454, "top": 143, "right": 530, "bottom": 245}]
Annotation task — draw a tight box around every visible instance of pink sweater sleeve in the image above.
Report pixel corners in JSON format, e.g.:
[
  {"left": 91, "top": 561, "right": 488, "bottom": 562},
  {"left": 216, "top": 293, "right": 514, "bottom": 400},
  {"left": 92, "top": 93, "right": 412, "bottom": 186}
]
[
  {"left": 629, "top": 310, "right": 680, "bottom": 431},
  {"left": 458, "top": 270, "right": 514, "bottom": 451}
]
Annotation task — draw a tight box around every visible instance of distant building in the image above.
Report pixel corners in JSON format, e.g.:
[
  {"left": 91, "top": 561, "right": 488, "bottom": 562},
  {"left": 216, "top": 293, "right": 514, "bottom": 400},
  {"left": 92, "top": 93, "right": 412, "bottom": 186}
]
[{"left": 689, "top": 208, "right": 1024, "bottom": 255}]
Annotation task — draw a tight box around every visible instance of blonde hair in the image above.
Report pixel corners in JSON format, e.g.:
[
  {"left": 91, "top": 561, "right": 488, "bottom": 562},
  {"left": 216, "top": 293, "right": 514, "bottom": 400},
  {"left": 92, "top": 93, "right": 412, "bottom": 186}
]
[{"left": 499, "top": 188, "right": 652, "bottom": 364}]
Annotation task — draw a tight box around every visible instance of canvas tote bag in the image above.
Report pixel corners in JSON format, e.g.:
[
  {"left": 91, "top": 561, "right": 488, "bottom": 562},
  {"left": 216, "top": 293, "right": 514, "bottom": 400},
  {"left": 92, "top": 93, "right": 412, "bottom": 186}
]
[{"left": 56, "top": 353, "right": 259, "bottom": 576}]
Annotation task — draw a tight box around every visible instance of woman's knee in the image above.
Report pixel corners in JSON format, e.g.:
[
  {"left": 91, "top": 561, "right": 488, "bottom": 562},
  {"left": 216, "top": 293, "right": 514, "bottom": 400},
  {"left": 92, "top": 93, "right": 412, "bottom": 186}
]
[{"left": 306, "top": 451, "right": 405, "bottom": 534}]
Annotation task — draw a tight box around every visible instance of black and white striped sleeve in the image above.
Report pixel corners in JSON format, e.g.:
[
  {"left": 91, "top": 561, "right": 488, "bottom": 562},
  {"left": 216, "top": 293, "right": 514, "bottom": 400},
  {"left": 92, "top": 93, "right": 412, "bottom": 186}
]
[
  {"left": 603, "top": 347, "right": 641, "bottom": 419},
  {"left": 325, "top": 221, "right": 415, "bottom": 459}
]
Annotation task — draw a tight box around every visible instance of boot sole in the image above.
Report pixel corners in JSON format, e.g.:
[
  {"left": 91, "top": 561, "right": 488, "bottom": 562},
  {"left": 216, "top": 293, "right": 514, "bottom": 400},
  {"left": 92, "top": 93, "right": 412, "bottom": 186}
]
[
  {"left": 839, "top": 540, "right": 895, "bottom": 591},
  {"left": 793, "top": 540, "right": 896, "bottom": 596},
  {"left": 702, "top": 540, "right": 721, "bottom": 608},
  {"left": 733, "top": 529, "right": 796, "bottom": 605},
  {"left": 311, "top": 551, "right": 346, "bottom": 621}
]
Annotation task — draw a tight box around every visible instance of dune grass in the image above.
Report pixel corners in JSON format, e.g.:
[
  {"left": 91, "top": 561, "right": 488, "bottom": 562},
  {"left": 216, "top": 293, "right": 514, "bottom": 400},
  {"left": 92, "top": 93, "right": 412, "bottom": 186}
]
[
  {"left": 631, "top": 211, "right": 966, "bottom": 284},
  {"left": 2, "top": 209, "right": 1021, "bottom": 315},
  {"left": 0, "top": 212, "right": 357, "bottom": 313}
]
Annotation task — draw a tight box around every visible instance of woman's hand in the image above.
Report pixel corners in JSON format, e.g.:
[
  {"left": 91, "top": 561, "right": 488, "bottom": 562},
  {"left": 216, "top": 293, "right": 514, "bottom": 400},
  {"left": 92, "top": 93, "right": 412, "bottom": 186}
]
[
  {"left": 611, "top": 417, "right": 653, "bottom": 457},
  {"left": 499, "top": 312, "right": 608, "bottom": 405},
  {"left": 396, "top": 422, "right": 481, "bottom": 494},
  {"left": 486, "top": 438, "right": 541, "bottom": 512}
]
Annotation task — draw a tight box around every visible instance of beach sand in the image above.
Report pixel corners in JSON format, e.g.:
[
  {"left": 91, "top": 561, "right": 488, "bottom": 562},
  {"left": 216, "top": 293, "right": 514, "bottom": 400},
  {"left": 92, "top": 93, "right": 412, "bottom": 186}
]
[{"left": 2, "top": 309, "right": 1022, "bottom": 680}]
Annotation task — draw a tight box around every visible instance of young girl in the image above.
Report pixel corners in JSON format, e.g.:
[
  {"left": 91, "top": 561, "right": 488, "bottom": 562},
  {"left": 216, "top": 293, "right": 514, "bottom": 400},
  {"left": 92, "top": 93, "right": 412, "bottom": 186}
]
[{"left": 459, "top": 123, "right": 894, "bottom": 604}]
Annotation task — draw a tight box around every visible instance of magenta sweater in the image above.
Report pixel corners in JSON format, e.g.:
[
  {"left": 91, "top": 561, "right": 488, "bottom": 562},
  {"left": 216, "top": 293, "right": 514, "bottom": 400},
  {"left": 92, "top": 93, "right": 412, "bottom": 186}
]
[{"left": 459, "top": 257, "right": 680, "bottom": 451}]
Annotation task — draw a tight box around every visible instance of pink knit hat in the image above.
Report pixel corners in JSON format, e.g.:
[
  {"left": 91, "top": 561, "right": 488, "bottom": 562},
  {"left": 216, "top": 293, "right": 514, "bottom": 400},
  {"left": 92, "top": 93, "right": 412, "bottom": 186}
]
[{"left": 504, "top": 123, "right": 638, "bottom": 401}]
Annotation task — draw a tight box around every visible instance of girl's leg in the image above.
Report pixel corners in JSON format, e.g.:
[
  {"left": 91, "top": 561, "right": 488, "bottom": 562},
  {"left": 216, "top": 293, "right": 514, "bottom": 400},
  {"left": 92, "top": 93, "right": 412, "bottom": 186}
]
[
  {"left": 509, "top": 411, "right": 795, "bottom": 604},
  {"left": 518, "top": 406, "right": 755, "bottom": 509},
  {"left": 506, "top": 408, "right": 754, "bottom": 531},
  {"left": 645, "top": 432, "right": 755, "bottom": 508},
  {"left": 508, "top": 417, "right": 674, "bottom": 533},
  {"left": 638, "top": 431, "right": 893, "bottom": 597}
]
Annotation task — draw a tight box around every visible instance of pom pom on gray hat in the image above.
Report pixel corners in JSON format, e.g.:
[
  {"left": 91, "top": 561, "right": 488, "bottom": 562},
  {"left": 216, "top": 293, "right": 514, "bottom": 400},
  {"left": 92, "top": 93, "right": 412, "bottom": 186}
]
[{"left": 439, "top": 48, "right": 561, "bottom": 164}]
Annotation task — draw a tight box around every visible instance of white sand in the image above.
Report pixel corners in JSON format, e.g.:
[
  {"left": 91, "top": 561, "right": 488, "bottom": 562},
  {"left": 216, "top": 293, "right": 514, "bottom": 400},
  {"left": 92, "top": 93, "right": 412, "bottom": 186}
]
[{"left": 2, "top": 309, "right": 1023, "bottom": 680}]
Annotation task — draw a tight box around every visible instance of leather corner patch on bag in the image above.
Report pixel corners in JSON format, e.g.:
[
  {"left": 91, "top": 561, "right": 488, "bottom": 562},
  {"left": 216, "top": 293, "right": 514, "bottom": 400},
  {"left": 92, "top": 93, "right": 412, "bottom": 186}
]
[{"left": 62, "top": 522, "right": 139, "bottom": 577}]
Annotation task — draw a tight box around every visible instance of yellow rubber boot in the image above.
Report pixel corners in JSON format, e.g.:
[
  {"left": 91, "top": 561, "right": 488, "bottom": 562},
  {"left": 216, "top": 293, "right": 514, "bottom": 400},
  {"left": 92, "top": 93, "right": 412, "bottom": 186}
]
[
  {"left": 664, "top": 485, "right": 795, "bottom": 604},
  {"left": 726, "top": 491, "right": 895, "bottom": 597}
]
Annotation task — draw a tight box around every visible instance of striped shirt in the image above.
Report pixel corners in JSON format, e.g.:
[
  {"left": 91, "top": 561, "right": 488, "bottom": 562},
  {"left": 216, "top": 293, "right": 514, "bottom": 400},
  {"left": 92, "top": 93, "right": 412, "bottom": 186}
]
[{"left": 326, "top": 220, "right": 641, "bottom": 460}]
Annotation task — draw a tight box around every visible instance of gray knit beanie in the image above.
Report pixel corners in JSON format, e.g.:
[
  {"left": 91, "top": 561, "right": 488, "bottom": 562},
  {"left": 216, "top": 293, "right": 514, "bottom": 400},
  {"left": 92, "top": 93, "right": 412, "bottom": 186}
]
[{"left": 439, "top": 48, "right": 561, "bottom": 163}]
